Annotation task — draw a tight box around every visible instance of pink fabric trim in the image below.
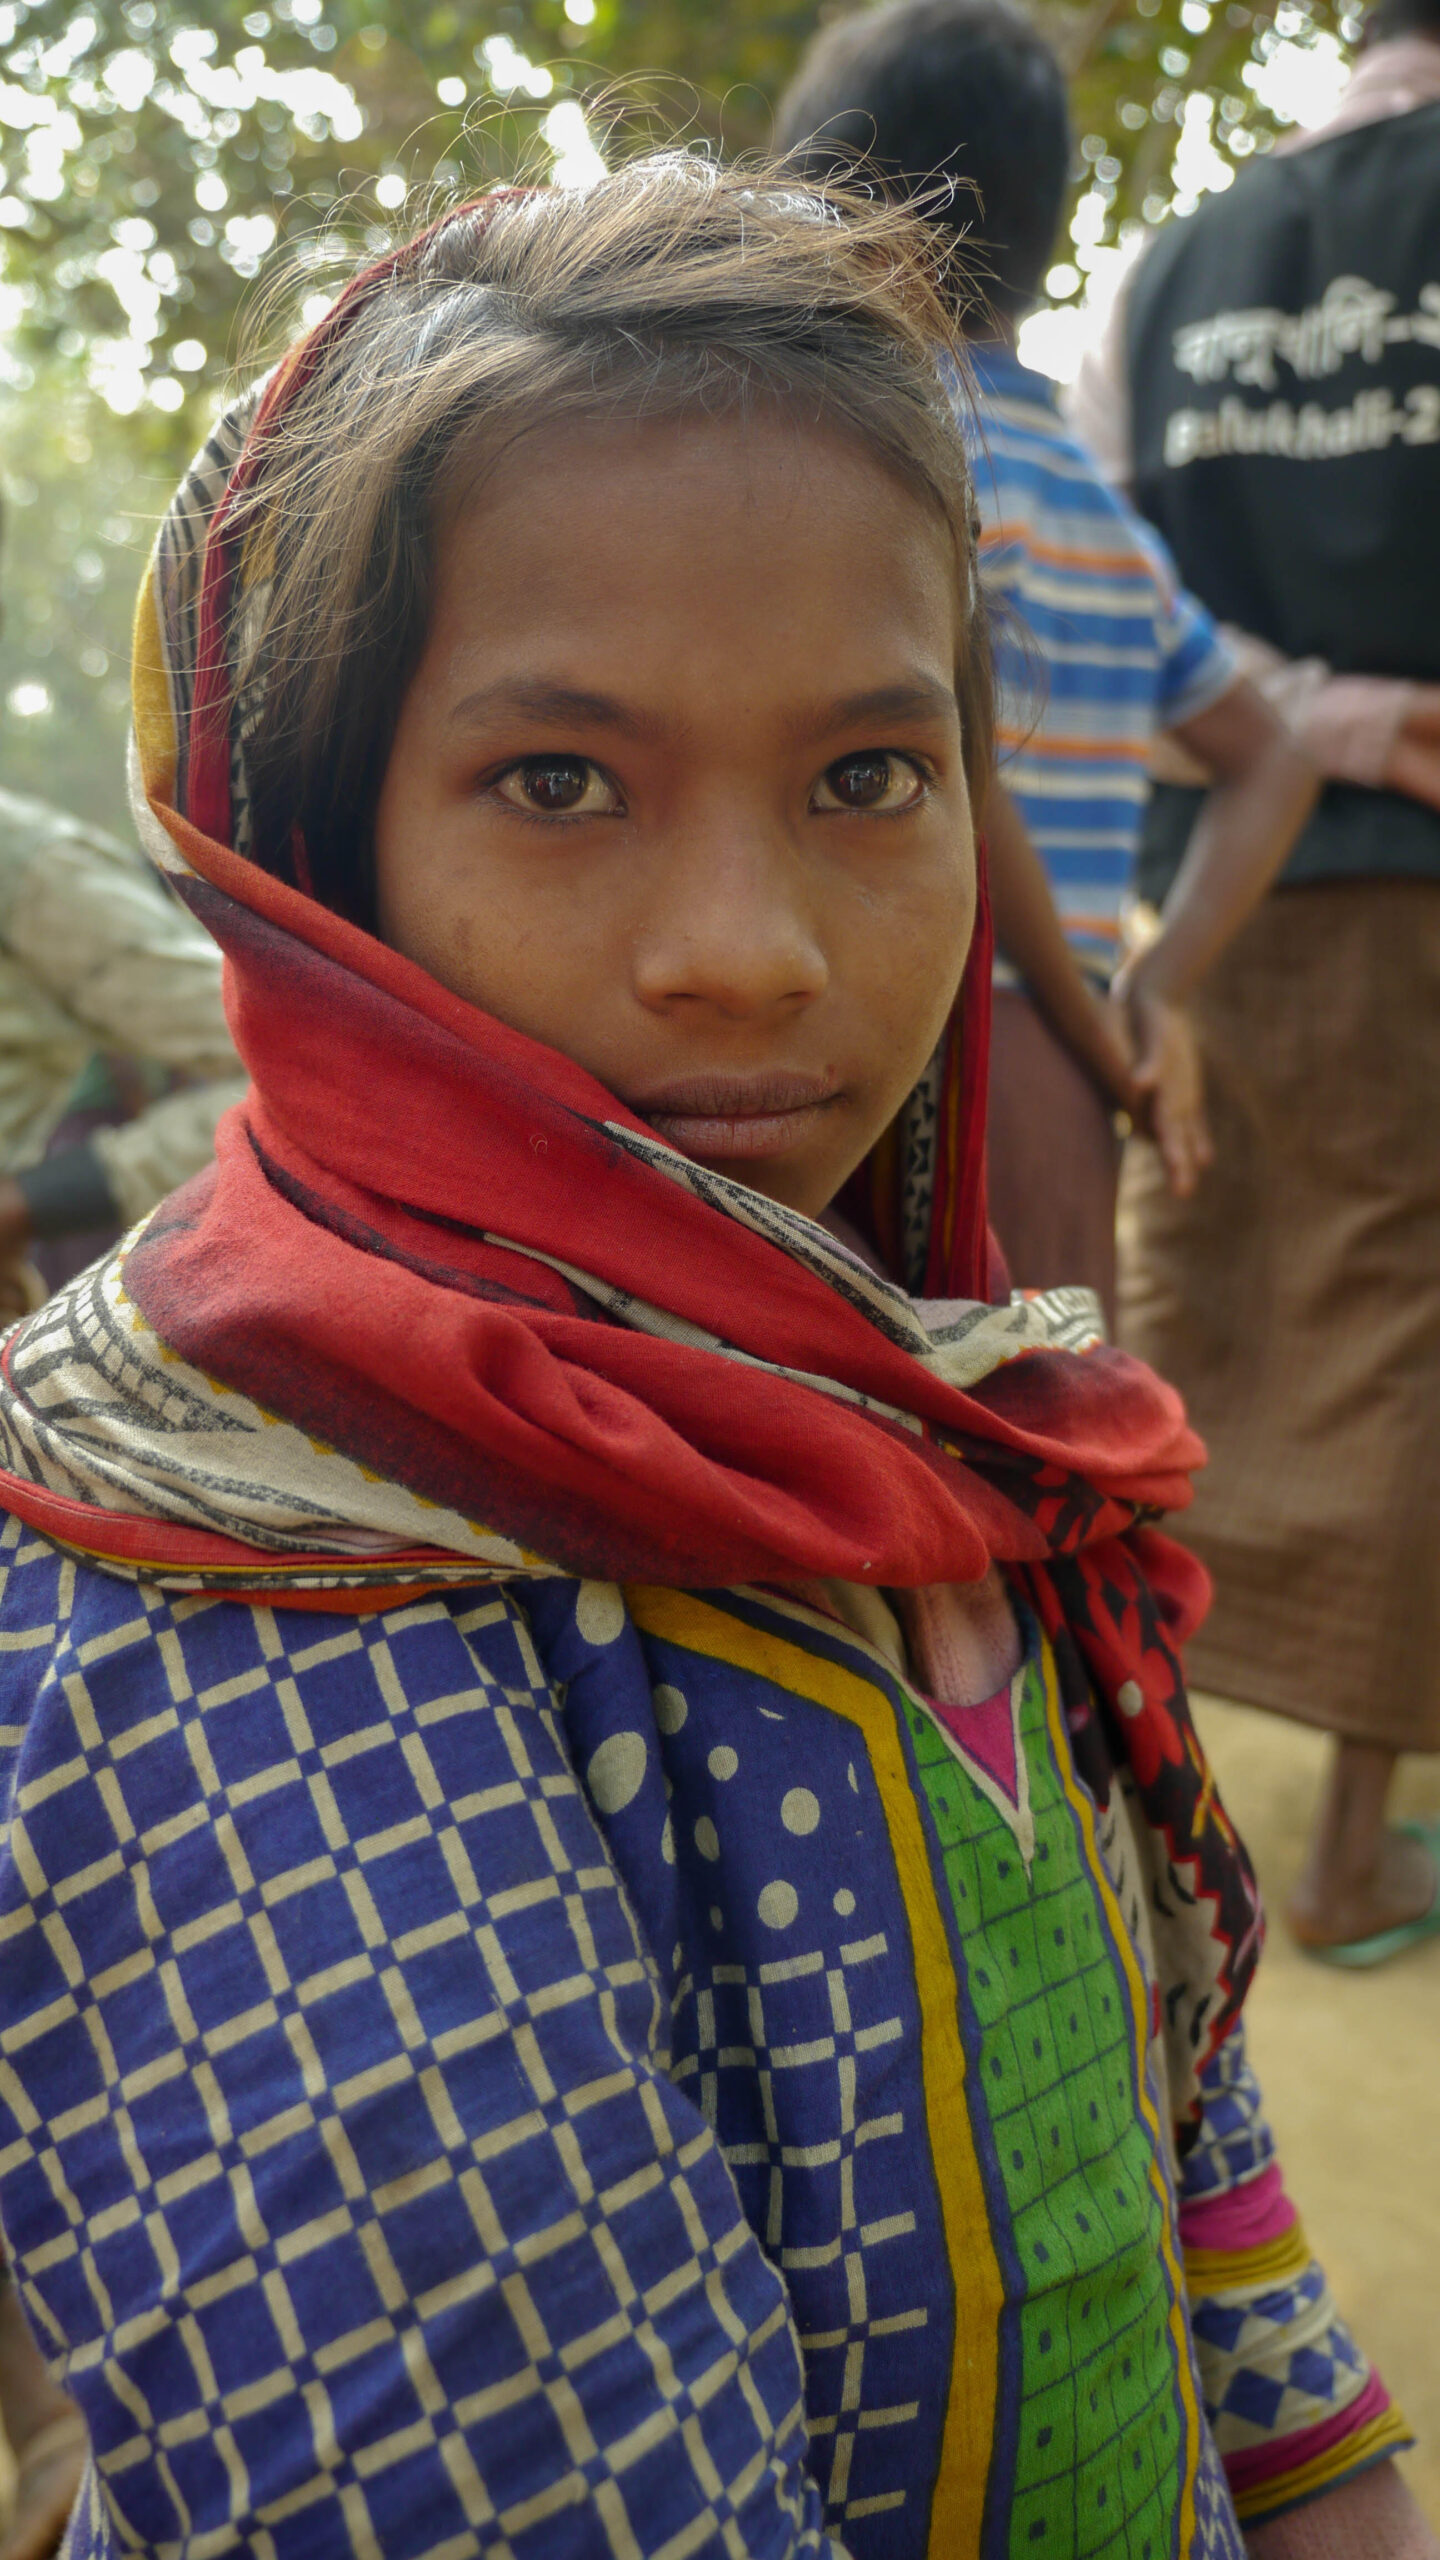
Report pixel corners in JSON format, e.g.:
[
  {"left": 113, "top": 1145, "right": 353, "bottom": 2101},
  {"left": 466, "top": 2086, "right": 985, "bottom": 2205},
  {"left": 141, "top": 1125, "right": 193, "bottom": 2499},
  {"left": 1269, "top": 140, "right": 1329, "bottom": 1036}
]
[
  {"left": 1179, "top": 2160, "right": 1296, "bottom": 2254},
  {"left": 922, "top": 1682, "right": 1021, "bottom": 1806},
  {"left": 1224, "top": 2371, "right": 1391, "bottom": 2493},
  {"left": 895, "top": 1576, "right": 1022, "bottom": 1711}
]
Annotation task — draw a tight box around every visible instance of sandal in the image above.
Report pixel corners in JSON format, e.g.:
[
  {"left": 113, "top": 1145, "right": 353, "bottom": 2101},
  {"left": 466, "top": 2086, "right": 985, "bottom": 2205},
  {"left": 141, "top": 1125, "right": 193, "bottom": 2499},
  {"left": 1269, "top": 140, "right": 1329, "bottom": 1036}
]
[{"left": 1303, "top": 1819, "right": 1440, "bottom": 1970}]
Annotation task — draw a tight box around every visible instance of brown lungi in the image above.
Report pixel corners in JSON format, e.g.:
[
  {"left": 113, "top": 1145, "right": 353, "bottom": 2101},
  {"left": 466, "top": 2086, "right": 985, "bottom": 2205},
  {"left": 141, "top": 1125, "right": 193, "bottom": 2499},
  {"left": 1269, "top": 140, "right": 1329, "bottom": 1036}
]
[
  {"left": 987, "top": 987, "right": 1122, "bottom": 1325},
  {"left": 1118, "top": 879, "right": 1440, "bottom": 1755}
]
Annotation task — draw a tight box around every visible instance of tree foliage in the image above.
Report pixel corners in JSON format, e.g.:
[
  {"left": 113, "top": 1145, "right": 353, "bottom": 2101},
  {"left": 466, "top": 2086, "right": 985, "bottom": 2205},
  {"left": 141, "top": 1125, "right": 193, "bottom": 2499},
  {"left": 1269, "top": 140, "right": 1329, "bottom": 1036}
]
[{"left": 0, "top": 0, "right": 1354, "bottom": 820}]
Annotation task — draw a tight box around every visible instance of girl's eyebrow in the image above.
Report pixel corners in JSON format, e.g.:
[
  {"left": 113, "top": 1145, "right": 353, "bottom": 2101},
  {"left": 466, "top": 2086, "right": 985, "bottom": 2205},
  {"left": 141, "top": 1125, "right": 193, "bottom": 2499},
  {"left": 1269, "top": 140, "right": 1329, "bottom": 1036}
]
[
  {"left": 803, "top": 678, "right": 959, "bottom": 739},
  {"left": 447, "top": 674, "right": 959, "bottom": 742},
  {"left": 447, "top": 680, "right": 652, "bottom": 738}
]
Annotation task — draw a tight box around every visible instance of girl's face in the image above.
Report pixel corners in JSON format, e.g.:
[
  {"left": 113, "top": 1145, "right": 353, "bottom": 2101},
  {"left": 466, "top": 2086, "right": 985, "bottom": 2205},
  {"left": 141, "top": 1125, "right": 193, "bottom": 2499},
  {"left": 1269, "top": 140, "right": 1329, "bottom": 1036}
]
[{"left": 374, "top": 409, "right": 976, "bottom": 1221}]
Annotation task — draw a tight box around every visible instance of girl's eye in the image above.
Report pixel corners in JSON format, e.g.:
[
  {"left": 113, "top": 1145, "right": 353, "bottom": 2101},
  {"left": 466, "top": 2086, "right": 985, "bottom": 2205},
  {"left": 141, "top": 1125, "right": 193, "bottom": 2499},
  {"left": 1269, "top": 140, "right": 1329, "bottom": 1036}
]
[
  {"left": 811, "top": 751, "right": 927, "bottom": 815},
  {"left": 492, "top": 757, "right": 622, "bottom": 818}
]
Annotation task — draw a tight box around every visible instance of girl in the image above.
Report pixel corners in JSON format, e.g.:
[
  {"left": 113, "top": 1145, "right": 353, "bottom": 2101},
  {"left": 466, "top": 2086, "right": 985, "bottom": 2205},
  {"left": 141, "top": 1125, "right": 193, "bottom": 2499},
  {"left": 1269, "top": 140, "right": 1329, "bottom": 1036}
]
[{"left": 0, "top": 159, "right": 1427, "bottom": 2560}]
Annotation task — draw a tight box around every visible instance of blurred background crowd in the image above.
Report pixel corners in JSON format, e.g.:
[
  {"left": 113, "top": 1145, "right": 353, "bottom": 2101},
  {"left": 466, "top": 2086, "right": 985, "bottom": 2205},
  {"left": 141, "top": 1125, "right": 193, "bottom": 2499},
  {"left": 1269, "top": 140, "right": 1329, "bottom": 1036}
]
[{"left": 0, "top": 0, "right": 1376, "bottom": 821}]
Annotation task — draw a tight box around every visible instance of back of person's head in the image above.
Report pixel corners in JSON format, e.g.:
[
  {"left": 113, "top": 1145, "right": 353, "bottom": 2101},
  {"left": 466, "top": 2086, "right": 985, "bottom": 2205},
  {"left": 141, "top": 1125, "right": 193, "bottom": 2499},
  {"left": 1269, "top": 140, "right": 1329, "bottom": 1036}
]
[
  {"left": 773, "top": 0, "right": 1070, "bottom": 325},
  {"left": 233, "top": 152, "right": 993, "bottom": 922},
  {"left": 1362, "top": 0, "right": 1440, "bottom": 41}
]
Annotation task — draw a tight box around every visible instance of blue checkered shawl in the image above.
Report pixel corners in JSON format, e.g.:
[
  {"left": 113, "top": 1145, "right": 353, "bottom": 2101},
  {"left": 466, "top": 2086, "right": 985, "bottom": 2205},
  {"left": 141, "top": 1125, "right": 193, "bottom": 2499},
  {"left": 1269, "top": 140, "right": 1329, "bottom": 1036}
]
[{"left": 0, "top": 1523, "right": 1319, "bottom": 2560}]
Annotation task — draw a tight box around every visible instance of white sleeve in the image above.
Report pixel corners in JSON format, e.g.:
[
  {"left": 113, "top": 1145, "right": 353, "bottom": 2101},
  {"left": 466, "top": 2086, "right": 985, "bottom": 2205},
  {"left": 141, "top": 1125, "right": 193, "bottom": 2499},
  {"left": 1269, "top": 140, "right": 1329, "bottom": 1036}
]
[
  {"left": 1065, "top": 260, "right": 1142, "bottom": 491},
  {"left": 91, "top": 1075, "right": 250, "bottom": 1224},
  {"left": 0, "top": 794, "right": 239, "bottom": 1084}
]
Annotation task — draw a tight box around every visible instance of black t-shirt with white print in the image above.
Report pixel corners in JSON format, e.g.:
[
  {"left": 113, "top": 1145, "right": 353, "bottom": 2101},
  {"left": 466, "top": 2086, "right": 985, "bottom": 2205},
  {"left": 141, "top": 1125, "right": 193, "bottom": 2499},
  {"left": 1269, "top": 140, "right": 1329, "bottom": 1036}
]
[{"left": 1125, "top": 99, "right": 1440, "bottom": 895}]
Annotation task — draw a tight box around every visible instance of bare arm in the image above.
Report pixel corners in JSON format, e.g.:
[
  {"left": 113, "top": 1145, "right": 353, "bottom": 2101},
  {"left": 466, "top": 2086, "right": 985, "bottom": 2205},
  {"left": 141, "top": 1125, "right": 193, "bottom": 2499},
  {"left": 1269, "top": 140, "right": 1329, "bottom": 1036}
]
[
  {"left": 986, "top": 782, "right": 1219, "bottom": 1197},
  {"left": 1246, "top": 2461, "right": 1440, "bottom": 2560},
  {"left": 1385, "top": 688, "right": 1440, "bottom": 808},
  {"left": 1108, "top": 679, "right": 1314, "bottom": 1198},
  {"left": 1117, "top": 676, "right": 1318, "bottom": 1009},
  {"left": 984, "top": 783, "right": 1137, "bottom": 1111},
  {"left": 1161, "top": 628, "right": 1440, "bottom": 812}
]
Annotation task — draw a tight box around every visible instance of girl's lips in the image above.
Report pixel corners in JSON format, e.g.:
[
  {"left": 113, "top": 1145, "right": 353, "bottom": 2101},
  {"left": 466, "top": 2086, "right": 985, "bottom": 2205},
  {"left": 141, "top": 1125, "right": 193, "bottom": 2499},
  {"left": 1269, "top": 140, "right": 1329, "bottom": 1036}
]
[
  {"left": 628, "top": 1072, "right": 843, "bottom": 1161},
  {"left": 643, "top": 1103, "right": 839, "bottom": 1160}
]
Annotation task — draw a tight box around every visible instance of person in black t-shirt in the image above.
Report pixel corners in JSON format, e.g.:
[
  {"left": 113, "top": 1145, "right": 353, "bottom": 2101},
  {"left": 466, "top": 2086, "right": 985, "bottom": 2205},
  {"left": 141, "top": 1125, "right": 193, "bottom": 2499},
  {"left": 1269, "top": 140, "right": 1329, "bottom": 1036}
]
[{"left": 1072, "top": 0, "right": 1440, "bottom": 1969}]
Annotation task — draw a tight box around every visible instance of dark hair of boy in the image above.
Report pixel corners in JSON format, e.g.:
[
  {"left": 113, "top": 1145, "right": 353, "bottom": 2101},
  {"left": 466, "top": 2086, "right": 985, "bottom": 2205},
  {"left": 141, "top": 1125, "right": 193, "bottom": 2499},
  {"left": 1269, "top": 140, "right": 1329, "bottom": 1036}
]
[
  {"left": 1362, "top": 0, "right": 1440, "bottom": 39},
  {"left": 773, "top": 0, "right": 1070, "bottom": 324}
]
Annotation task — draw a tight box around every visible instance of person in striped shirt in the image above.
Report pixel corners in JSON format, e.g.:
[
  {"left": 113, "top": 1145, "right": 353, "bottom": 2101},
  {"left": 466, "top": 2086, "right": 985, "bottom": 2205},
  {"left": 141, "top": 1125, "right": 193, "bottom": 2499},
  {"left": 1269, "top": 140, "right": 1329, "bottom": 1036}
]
[
  {"left": 973, "top": 349, "right": 1237, "bottom": 982},
  {"left": 776, "top": 0, "right": 1315, "bottom": 1322}
]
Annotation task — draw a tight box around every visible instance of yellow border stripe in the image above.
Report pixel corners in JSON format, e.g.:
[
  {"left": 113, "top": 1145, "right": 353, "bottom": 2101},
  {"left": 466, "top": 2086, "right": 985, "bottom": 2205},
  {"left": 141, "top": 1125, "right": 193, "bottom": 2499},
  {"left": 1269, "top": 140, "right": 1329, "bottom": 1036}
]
[
  {"left": 1231, "top": 2404, "right": 1415, "bottom": 2523},
  {"left": 1038, "top": 1642, "right": 1205, "bottom": 2557},
  {"left": 624, "top": 1585, "right": 1002, "bottom": 2559},
  {"left": 1183, "top": 2220, "right": 1313, "bottom": 2297},
  {"left": 131, "top": 549, "right": 177, "bottom": 803}
]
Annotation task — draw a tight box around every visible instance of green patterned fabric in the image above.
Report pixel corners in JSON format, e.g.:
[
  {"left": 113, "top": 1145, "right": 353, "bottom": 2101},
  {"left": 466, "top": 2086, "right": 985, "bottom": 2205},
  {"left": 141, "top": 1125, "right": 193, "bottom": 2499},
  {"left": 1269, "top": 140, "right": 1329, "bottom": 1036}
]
[{"left": 902, "top": 1653, "right": 1184, "bottom": 2559}]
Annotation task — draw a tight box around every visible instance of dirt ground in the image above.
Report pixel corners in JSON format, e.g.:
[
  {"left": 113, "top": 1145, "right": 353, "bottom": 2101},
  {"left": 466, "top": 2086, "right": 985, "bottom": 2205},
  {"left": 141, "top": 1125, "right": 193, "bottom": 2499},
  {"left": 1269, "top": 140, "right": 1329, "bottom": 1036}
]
[{"left": 1195, "top": 1689, "right": 1440, "bottom": 2530}]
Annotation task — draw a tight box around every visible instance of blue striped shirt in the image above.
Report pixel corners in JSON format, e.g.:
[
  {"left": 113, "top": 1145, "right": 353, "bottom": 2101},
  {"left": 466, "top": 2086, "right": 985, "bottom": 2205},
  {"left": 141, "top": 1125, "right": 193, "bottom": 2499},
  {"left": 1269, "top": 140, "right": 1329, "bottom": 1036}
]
[{"left": 966, "top": 344, "right": 1236, "bottom": 977}]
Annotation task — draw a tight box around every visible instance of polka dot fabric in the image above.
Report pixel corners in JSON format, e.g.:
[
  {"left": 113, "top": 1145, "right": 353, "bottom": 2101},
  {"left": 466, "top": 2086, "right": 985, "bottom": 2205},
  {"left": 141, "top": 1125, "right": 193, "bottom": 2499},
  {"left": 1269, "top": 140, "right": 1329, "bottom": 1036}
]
[
  {"left": 0, "top": 1541, "right": 1381, "bottom": 2558},
  {"left": 524, "top": 1574, "right": 1246, "bottom": 2558}
]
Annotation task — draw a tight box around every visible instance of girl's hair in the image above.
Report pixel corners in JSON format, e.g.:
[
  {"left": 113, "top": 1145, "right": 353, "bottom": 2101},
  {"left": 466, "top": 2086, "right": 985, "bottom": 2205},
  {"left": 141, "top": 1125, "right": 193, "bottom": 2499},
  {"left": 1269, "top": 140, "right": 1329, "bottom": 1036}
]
[{"left": 232, "top": 150, "right": 995, "bottom": 926}]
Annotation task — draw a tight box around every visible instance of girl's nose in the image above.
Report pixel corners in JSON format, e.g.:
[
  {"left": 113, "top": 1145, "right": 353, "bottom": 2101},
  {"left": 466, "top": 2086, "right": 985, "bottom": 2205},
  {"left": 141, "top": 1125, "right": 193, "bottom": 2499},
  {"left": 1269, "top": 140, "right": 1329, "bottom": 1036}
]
[{"left": 631, "top": 822, "right": 829, "bottom": 1020}]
